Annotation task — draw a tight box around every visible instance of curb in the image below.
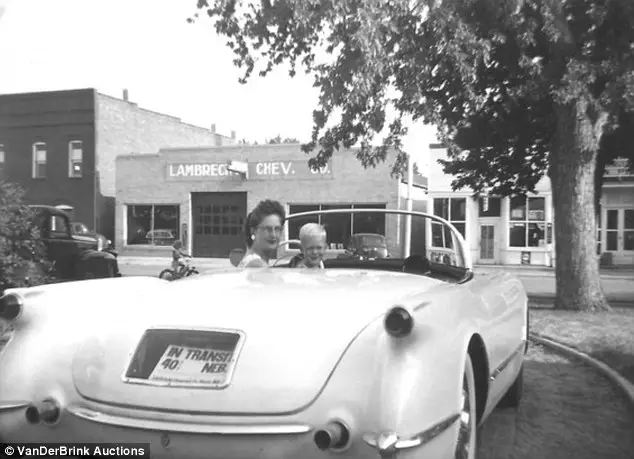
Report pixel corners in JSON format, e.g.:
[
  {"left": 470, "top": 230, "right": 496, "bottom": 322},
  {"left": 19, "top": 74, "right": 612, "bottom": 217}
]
[{"left": 529, "top": 333, "right": 634, "bottom": 409}]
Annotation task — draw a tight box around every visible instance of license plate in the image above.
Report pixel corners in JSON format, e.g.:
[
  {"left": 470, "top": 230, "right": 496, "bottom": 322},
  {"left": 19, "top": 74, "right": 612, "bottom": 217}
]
[
  {"left": 123, "top": 328, "right": 244, "bottom": 389},
  {"left": 148, "top": 345, "right": 234, "bottom": 387}
]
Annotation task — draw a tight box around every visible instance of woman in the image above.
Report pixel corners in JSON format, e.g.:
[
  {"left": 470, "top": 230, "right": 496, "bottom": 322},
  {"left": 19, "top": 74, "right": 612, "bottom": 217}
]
[{"left": 238, "top": 199, "right": 286, "bottom": 268}]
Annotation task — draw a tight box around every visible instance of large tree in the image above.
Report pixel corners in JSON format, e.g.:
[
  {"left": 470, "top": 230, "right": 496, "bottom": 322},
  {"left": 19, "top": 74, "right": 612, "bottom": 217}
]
[{"left": 190, "top": 0, "right": 634, "bottom": 311}]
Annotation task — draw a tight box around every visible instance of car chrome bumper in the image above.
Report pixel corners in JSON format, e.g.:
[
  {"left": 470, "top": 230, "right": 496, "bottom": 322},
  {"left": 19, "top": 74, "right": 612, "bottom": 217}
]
[{"left": 362, "top": 413, "right": 460, "bottom": 457}]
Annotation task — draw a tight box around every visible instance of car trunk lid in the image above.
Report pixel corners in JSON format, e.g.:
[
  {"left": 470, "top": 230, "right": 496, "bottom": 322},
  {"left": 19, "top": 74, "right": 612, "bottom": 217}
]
[{"left": 72, "top": 270, "right": 438, "bottom": 414}]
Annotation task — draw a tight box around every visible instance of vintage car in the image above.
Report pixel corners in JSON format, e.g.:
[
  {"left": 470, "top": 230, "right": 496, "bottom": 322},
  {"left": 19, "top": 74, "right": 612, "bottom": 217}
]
[
  {"left": 337, "top": 232, "right": 390, "bottom": 260},
  {"left": 71, "top": 220, "right": 113, "bottom": 250},
  {"left": 0, "top": 209, "right": 528, "bottom": 458},
  {"left": 28, "top": 205, "right": 120, "bottom": 280}
]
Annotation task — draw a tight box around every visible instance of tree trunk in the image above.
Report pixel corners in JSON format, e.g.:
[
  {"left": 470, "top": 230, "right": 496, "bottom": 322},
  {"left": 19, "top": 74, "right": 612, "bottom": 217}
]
[{"left": 548, "top": 100, "right": 610, "bottom": 312}]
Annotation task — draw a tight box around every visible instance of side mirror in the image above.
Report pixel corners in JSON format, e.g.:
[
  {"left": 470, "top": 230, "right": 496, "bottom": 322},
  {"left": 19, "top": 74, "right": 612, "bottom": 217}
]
[{"left": 229, "top": 248, "right": 245, "bottom": 267}]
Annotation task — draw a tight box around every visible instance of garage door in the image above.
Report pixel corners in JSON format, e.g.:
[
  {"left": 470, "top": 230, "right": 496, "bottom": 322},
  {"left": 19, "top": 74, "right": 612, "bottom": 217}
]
[{"left": 192, "top": 192, "right": 247, "bottom": 258}]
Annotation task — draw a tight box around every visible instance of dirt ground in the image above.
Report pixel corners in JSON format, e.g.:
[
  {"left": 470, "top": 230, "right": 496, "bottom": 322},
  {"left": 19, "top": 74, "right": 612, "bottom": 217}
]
[{"left": 479, "top": 342, "right": 634, "bottom": 459}]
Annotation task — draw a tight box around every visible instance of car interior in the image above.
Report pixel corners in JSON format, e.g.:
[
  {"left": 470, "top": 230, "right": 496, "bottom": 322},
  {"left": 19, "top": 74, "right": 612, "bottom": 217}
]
[{"left": 276, "top": 253, "right": 473, "bottom": 284}]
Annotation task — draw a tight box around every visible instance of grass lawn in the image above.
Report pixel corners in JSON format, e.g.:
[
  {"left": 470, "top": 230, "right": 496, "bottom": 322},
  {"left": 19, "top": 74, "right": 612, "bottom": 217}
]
[{"left": 529, "top": 305, "right": 634, "bottom": 384}]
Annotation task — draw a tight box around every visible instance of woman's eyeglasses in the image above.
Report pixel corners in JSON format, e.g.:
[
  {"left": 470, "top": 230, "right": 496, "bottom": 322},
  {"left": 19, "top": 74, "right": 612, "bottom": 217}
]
[{"left": 257, "top": 226, "right": 283, "bottom": 235}]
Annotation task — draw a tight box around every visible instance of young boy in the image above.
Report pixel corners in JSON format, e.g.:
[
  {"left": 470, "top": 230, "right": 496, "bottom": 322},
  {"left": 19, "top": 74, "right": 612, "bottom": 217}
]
[
  {"left": 171, "top": 240, "right": 191, "bottom": 276},
  {"left": 297, "top": 223, "right": 327, "bottom": 269}
]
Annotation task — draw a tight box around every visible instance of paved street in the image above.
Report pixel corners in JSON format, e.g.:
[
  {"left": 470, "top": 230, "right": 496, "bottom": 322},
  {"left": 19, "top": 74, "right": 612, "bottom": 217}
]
[{"left": 118, "top": 257, "right": 634, "bottom": 305}]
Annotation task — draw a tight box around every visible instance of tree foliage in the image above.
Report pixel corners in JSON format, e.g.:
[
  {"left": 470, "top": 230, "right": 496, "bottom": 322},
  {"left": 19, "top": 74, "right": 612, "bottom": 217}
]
[
  {"left": 266, "top": 134, "right": 301, "bottom": 144},
  {"left": 190, "top": 0, "right": 633, "bottom": 188},
  {"left": 190, "top": 0, "right": 634, "bottom": 311},
  {"left": 0, "top": 181, "right": 53, "bottom": 295}
]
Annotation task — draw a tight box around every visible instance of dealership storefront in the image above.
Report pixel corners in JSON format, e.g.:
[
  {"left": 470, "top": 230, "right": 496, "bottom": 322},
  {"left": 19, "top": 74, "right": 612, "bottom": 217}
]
[{"left": 115, "top": 144, "right": 427, "bottom": 257}]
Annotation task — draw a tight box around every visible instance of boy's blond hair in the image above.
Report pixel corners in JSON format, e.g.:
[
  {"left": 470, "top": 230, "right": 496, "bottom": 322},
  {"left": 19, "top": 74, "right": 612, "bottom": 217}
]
[{"left": 299, "top": 223, "right": 327, "bottom": 246}]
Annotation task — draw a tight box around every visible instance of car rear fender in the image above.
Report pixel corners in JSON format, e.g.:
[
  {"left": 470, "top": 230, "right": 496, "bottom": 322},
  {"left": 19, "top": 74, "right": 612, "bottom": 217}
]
[{"left": 309, "top": 293, "right": 478, "bottom": 441}]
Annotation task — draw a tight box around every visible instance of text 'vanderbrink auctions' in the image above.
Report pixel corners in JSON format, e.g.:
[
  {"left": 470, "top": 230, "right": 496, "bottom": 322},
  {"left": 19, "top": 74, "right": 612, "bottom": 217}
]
[{"left": 3, "top": 444, "right": 149, "bottom": 457}]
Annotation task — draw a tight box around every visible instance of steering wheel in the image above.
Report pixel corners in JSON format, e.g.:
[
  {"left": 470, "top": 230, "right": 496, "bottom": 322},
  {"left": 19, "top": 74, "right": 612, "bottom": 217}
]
[{"left": 273, "top": 239, "right": 302, "bottom": 267}]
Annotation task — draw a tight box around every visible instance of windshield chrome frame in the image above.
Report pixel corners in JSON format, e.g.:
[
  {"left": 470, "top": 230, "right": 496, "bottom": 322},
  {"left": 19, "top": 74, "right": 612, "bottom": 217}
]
[{"left": 285, "top": 208, "right": 472, "bottom": 270}]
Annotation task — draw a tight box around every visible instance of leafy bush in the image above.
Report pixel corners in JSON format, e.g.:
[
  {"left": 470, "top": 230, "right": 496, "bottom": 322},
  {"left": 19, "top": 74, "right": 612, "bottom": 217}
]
[{"left": 0, "top": 181, "right": 53, "bottom": 295}]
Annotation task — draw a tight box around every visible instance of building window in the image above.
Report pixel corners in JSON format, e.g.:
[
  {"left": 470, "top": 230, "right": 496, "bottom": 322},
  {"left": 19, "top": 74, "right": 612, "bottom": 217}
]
[
  {"left": 69, "top": 140, "right": 83, "bottom": 178},
  {"left": 478, "top": 197, "right": 501, "bottom": 217},
  {"left": 32, "top": 142, "right": 47, "bottom": 178},
  {"left": 126, "top": 205, "right": 180, "bottom": 246},
  {"left": 431, "top": 197, "right": 466, "bottom": 248},
  {"left": 509, "top": 196, "right": 547, "bottom": 247},
  {"left": 0, "top": 145, "right": 4, "bottom": 181},
  {"left": 288, "top": 203, "right": 386, "bottom": 248}
]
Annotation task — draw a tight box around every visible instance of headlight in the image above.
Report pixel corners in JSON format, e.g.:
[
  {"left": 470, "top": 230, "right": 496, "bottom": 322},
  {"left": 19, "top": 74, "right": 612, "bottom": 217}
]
[
  {"left": 0, "top": 293, "right": 24, "bottom": 322},
  {"left": 384, "top": 305, "right": 414, "bottom": 338},
  {"left": 106, "top": 239, "right": 112, "bottom": 248}
]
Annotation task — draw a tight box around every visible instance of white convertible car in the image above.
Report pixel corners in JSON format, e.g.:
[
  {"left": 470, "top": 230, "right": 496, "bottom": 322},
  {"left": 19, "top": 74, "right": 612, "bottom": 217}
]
[{"left": 0, "top": 209, "right": 528, "bottom": 459}]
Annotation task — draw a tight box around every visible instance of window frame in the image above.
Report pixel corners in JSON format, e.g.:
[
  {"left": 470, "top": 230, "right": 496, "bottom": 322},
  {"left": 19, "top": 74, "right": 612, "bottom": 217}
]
[
  {"left": 508, "top": 196, "right": 547, "bottom": 248},
  {"left": 32, "top": 142, "right": 47, "bottom": 179},
  {"left": 126, "top": 204, "right": 181, "bottom": 246},
  {"left": 431, "top": 197, "right": 467, "bottom": 248},
  {"left": 68, "top": 140, "right": 83, "bottom": 178}
]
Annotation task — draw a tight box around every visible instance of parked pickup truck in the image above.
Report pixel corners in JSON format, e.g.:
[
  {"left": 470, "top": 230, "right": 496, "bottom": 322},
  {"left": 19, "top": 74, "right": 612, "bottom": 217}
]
[{"left": 30, "top": 205, "right": 121, "bottom": 280}]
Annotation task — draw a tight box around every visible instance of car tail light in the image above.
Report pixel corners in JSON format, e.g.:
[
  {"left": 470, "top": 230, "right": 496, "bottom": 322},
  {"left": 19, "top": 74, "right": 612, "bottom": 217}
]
[
  {"left": 0, "top": 293, "right": 23, "bottom": 322},
  {"left": 314, "top": 420, "right": 350, "bottom": 451},
  {"left": 384, "top": 306, "right": 414, "bottom": 338}
]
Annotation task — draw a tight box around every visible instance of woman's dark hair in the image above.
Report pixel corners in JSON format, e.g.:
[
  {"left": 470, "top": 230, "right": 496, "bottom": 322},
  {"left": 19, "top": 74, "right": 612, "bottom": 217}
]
[{"left": 244, "top": 199, "right": 286, "bottom": 247}]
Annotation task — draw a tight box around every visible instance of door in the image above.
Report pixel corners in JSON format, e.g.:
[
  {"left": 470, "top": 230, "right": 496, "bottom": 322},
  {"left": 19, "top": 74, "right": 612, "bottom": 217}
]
[
  {"left": 479, "top": 224, "right": 496, "bottom": 263},
  {"left": 192, "top": 192, "right": 247, "bottom": 258},
  {"left": 43, "top": 213, "right": 80, "bottom": 278},
  {"left": 605, "top": 208, "right": 634, "bottom": 262}
]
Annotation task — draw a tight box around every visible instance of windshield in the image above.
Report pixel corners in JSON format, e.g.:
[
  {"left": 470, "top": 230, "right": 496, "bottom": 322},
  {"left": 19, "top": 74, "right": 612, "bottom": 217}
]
[
  {"left": 73, "top": 222, "right": 90, "bottom": 234},
  {"left": 273, "top": 208, "right": 472, "bottom": 283}
]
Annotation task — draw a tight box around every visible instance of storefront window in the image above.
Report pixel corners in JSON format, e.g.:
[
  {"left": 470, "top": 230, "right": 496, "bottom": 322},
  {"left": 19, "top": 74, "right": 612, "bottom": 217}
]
[
  {"left": 288, "top": 204, "right": 386, "bottom": 248},
  {"left": 127, "top": 204, "right": 180, "bottom": 246},
  {"left": 508, "top": 196, "right": 546, "bottom": 248},
  {"left": 432, "top": 197, "right": 466, "bottom": 248}
]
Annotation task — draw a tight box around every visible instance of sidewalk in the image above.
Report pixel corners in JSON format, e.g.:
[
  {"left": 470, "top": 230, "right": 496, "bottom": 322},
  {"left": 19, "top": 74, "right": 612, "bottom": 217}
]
[
  {"left": 473, "top": 264, "right": 634, "bottom": 280},
  {"left": 117, "top": 256, "right": 634, "bottom": 279}
]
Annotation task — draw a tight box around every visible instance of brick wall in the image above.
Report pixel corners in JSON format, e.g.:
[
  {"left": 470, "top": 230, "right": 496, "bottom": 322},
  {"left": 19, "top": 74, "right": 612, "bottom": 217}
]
[
  {"left": 95, "top": 92, "right": 237, "bottom": 240},
  {"left": 0, "top": 89, "right": 97, "bottom": 227},
  {"left": 115, "top": 144, "right": 404, "bottom": 250}
]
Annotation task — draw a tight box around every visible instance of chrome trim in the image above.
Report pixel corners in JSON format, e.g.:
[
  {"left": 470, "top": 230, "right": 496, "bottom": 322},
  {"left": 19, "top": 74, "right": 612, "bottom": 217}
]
[
  {"left": 489, "top": 341, "right": 526, "bottom": 382},
  {"left": 362, "top": 413, "right": 460, "bottom": 453},
  {"left": 0, "top": 401, "right": 30, "bottom": 412},
  {"left": 287, "top": 208, "right": 472, "bottom": 270},
  {"left": 120, "top": 326, "right": 247, "bottom": 390},
  {"left": 67, "top": 405, "right": 312, "bottom": 435}
]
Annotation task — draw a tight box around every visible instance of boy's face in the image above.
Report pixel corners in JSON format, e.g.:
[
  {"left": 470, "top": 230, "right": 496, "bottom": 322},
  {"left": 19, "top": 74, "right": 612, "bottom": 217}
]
[{"left": 302, "top": 236, "right": 326, "bottom": 267}]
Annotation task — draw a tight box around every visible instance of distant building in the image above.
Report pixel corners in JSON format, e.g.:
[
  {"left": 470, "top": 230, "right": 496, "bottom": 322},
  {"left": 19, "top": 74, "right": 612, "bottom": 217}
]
[
  {"left": 115, "top": 144, "right": 428, "bottom": 257},
  {"left": 0, "top": 88, "right": 236, "bottom": 242},
  {"left": 427, "top": 144, "right": 634, "bottom": 267}
]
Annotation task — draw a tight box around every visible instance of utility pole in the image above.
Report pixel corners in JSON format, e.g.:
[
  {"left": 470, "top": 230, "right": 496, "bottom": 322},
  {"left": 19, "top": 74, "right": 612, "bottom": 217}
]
[{"left": 404, "top": 153, "right": 414, "bottom": 258}]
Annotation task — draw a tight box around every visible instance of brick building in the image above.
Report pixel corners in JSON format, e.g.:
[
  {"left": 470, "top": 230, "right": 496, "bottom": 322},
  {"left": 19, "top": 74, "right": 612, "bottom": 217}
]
[
  {"left": 115, "top": 144, "right": 428, "bottom": 257},
  {"left": 0, "top": 88, "right": 236, "bottom": 242}
]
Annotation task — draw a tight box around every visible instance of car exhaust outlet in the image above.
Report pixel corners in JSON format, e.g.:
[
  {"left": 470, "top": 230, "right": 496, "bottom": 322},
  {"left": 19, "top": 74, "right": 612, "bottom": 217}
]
[
  {"left": 0, "top": 293, "right": 23, "bottom": 322},
  {"left": 314, "top": 421, "right": 350, "bottom": 450},
  {"left": 25, "top": 399, "right": 60, "bottom": 425}
]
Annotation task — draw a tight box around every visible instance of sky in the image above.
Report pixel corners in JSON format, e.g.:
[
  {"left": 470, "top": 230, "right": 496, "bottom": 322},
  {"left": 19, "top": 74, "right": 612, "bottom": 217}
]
[{"left": 0, "top": 0, "right": 437, "bottom": 168}]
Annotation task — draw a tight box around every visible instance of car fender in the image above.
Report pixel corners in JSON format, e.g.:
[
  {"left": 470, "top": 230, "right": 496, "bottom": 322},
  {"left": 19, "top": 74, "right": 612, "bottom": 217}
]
[{"left": 308, "top": 289, "right": 479, "bottom": 443}]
